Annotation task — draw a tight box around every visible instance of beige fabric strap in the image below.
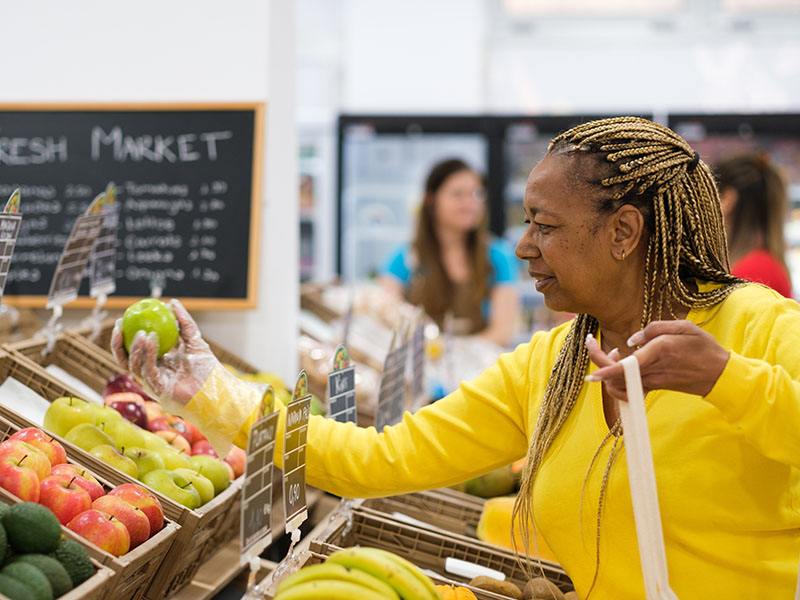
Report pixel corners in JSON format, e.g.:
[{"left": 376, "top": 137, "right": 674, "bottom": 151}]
[{"left": 619, "top": 355, "right": 679, "bottom": 600}]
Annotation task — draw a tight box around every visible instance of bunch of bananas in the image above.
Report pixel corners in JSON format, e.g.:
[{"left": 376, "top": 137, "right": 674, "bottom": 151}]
[{"left": 273, "top": 546, "right": 443, "bottom": 600}]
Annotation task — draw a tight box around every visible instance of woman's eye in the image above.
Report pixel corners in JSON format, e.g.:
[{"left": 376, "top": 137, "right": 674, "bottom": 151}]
[{"left": 535, "top": 222, "right": 552, "bottom": 232}]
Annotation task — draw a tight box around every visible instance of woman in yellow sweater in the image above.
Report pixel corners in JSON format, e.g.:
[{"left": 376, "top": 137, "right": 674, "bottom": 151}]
[{"left": 115, "top": 117, "right": 799, "bottom": 599}]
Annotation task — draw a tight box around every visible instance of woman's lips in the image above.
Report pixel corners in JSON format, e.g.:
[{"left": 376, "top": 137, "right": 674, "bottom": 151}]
[{"left": 529, "top": 271, "right": 555, "bottom": 292}]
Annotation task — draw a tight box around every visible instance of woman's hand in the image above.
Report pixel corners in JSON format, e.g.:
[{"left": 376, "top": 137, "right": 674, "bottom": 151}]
[
  {"left": 110, "top": 299, "right": 220, "bottom": 407},
  {"left": 585, "top": 320, "right": 730, "bottom": 400}
]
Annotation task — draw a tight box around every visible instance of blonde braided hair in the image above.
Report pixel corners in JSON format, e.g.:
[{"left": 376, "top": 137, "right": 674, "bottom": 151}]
[{"left": 511, "top": 117, "right": 743, "bottom": 591}]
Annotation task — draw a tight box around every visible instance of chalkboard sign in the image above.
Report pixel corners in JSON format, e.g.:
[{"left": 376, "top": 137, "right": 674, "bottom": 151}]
[{"left": 0, "top": 103, "right": 263, "bottom": 310}]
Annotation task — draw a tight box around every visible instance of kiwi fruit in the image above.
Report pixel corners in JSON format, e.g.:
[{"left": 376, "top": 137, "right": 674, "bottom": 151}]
[
  {"left": 564, "top": 592, "right": 579, "bottom": 600},
  {"left": 522, "top": 577, "right": 565, "bottom": 600},
  {"left": 469, "top": 575, "right": 523, "bottom": 599}
]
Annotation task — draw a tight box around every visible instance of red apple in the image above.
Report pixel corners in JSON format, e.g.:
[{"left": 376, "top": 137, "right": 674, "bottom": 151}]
[
  {"left": 0, "top": 440, "right": 51, "bottom": 481},
  {"left": 108, "top": 400, "right": 149, "bottom": 430},
  {"left": 149, "top": 416, "right": 193, "bottom": 444},
  {"left": 104, "top": 374, "right": 152, "bottom": 402},
  {"left": 108, "top": 483, "right": 164, "bottom": 535},
  {"left": 191, "top": 440, "right": 217, "bottom": 458},
  {"left": 39, "top": 475, "right": 92, "bottom": 524},
  {"left": 224, "top": 446, "right": 246, "bottom": 478},
  {"left": 8, "top": 428, "right": 67, "bottom": 466},
  {"left": 223, "top": 460, "right": 235, "bottom": 481},
  {"left": 154, "top": 430, "right": 191, "bottom": 454},
  {"left": 0, "top": 452, "right": 41, "bottom": 501},
  {"left": 144, "top": 401, "right": 167, "bottom": 423},
  {"left": 51, "top": 464, "right": 105, "bottom": 501},
  {"left": 184, "top": 420, "right": 205, "bottom": 444},
  {"left": 68, "top": 509, "right": 130, "bottom": 557},
  {"left": 93, "top": 495, "right": 150, "bottom": 549}
]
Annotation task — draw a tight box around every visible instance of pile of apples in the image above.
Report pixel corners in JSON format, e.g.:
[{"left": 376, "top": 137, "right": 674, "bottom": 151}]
[
  {"left": 0, "top": 427, "right": 164, "bottom": 557},
  {"left": 41, "top": 374, "right": 244, "bottom": 511}
]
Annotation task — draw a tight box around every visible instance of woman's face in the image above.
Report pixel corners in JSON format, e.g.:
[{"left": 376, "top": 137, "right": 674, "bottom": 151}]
[
  {"left": 433, "top": 170, "right": 485, "bottom": 234},
  {"left": 515, "top": 154, "right": 622, "bottom": 314}
]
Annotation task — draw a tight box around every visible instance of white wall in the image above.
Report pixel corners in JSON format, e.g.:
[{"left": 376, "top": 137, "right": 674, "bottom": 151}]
[{"left": 1, "top": 0, "right": 299, "bottom": 381}]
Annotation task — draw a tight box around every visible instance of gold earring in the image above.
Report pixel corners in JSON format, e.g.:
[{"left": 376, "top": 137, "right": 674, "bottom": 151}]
[{"left": 621, "top": 250, "right": 626, "bottom": 261}]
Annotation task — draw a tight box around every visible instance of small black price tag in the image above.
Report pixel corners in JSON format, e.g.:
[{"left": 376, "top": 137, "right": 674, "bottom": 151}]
[
  {"left": 0, "top": 189, "right": 22, "bottom": 303},
  {"left": 376, "top": 334, "right": 409, "bottom": 430},
  {"left": 283, "top": 371, "right": 311, "bottom": 533},
  {"left": 47, "top": 192, "right": 105, "bottom": 308},
  {"left": 89, "top": 184, "right": 119, "bottom": 298},
  {"left": 240, "top": 386, "right": 279, "bottom": 564},
  {"left": 328, "top": 345, "right": 356, "bottom": 425}
]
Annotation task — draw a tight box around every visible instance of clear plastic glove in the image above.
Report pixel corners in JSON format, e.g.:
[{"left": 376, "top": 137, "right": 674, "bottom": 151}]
[{"left": 110, "top": 298, "right": 260, "bottom": 456}]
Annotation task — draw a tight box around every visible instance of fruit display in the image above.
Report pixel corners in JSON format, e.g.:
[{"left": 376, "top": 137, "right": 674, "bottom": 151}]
[
  {"left": 120, "top": 297, "right": 180, "bottom": 357},
  {"left": 273, "top": 546, "right": 442, "bottom": 600},
  {"left": 0, "top": 501, "right": 95, "bottom": 599},
  {"left": 0, "top": 427, "right": 165, "bottom": 558}
]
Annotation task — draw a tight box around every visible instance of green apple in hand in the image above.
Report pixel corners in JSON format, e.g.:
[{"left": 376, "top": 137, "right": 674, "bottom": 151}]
[
  {"left": 150, "top": 445, "right": 190, "bottom": 470},
  {"left": 90, "top": 444, "right": 139, "bottom": 479},
  {"left": 44, "top": 397, "right": 95, "bottom": 437},
  {"left": 187, "top": 455, "right": 230, "bottom": 495},
  {"left": 173, "top": 468, "right": 214, "bottom": 504},
  {"left": 124, "top": 447, "right": 165, "bottom": 478},
  {"left": 65, "top": 423, "right": 115, "bottom": 453},
  {"left": 88, "top": 403, "right": 123, "bottom": 427},
  {"left": 101, "top": 420, "right": 147, "bottom": 452},
  {"left": 121, "top": 298, "right": 179, "bottom": 357},
  {"left": 141, "top": 469, "right": 201, "bottom": 509}
]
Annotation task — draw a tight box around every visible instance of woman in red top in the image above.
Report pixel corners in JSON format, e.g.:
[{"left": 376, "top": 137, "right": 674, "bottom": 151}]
[{"left": 715, "top": 151, "right": 793, "bottom": 298}]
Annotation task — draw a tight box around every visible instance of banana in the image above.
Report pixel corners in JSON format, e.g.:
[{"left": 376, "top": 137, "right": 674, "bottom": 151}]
[
  {"left": 359, "top": 548, "right": 442, "bottom": 600},
  {"left": 326, "top": 547, "right": 436, "bottom": 600},
  {"left": 275, "top": 563, "right": 400, "bottom": 600},
  {"left": 274, "top": 579, "right": 392, "bottom": 600}
]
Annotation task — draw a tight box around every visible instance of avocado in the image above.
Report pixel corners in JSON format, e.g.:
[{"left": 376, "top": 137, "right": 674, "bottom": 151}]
[
  {"left": 1, "top": 562, "right": 53, "bottom": 600},
  {"left": 0, "top": 573, "right": 32, "bottom": 600},
  {"left": 0, "top": 522, "right": 6, "bottom": 564},
  {"left": 15, "top": 554, "right": 73, "bottom": 596},
  {"left": 2, "top": 503, "right": 62, "bottom": 554},
  {"left": 51, "top": 539, "right": 93, "bottom": 587}
]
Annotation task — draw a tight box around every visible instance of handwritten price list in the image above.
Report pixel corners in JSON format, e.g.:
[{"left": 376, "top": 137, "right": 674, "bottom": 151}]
[
  {"left": 241, "top": 411, "right": 280, "bottom": 558},
  {"left": 283, "top": 397, "right": 310, "bottom": 532}
]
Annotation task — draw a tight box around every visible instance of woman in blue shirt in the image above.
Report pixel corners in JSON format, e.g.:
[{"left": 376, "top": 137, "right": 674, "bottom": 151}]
[{"left": 380, "top": 158, "right": 520, "bottom": 346}]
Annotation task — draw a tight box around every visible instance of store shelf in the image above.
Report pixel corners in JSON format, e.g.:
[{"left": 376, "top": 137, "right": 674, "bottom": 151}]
[{"left": 168, "top": 539, "right": 255, "bottom": 600}]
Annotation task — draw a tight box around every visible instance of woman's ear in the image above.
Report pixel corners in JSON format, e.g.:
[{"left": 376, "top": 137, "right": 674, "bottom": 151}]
[
  {"left": 719, "top": 187, "right": 738, "bottom": 220},
  {"left": 610, "top": 205, "right": 645, "bottom": 260}
]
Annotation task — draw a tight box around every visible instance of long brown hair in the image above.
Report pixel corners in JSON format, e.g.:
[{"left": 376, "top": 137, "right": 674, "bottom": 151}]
[
  {"left": 511, "top": 117, "right": 743, "bottom": 592},
  {"left": 715, "top": 151, "right": 789, "bottom": 270},
  {"left": 408, "top": 158, "right": 491, "bottom": 328}
]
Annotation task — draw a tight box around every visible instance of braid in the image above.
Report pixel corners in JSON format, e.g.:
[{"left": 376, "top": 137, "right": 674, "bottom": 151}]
[{"left": 511, "top": 117, "right": 744, "bottom": 583}]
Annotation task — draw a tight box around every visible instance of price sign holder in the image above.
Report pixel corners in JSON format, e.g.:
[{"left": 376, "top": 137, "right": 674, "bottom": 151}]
[
  {"left": 82, "top": 183, "right": 120, "bottom": 341},
  {"left": 272, "top": 371, "right": 311, "bottom": 585},
  {"left": 326, "top": 345, "right": 358, "bottom": 532},
  {"left": 0, "top": 189, "right": 23, "bottom": 306},
  {"left": 376, "top": 329, "right": 409, "bottom": 431},
  {"left": 240, "top": 386, "right": 280, "bottom": 599},
  {"left": 410, "top": 316, "right": 426, "bottom": 412},
  {"left": 42, "top": 192, "right": 105, "bottom": 354}
]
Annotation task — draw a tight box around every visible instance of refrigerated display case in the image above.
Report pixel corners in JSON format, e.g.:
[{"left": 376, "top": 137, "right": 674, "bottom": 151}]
[{"left": 669, "top": 113, "right": 800, "bottom": 298}]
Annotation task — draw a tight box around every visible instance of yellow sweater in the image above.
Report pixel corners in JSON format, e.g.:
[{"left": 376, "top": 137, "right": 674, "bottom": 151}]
[{"left": 195, "top": 282, "right": 800, "bottom": 599}]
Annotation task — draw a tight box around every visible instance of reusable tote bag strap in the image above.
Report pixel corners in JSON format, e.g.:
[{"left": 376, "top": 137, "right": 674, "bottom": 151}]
[{"left": 619, "top": 355, "right": 679, "bottom": 600}]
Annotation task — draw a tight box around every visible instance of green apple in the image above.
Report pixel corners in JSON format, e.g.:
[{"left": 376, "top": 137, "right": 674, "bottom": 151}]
[
  {"left": 173, "top": 468, "right": 214, "bottom": 504},
  {"left": 44, "top": 397, "right": 95, "bottom": 437},
  {"left": 141, "top": 469, "right": 201, "bottom": 509},
  {"left": 187, "top": 455, "right": 230, "bottom": 495},
  {"left": 101, "top": 420, "right": 147, "bottom": 452},
  {"left": 150, "top": 445, "right": 190, "bottom": 470},
  {"left": 88, "top": 403, "right": 123, "bottom": 426},
  {"left": 90, "top": 444, "right": 139, "bottom": 479},
  {"left": 121, "top": 298, "right": 179, "bottom": 357},
  {"left": 64, "top": 423, "right": 115, "bottom": 452},
  {"left": 140, "top": 430, "right": 170, "bottom": 451},
  {"left": 124, "top": 446, "right": 166, "bottom": 478}
]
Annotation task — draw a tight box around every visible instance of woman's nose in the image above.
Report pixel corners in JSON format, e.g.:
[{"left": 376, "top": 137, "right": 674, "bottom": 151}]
[{"left": 515, "top": 233, "right": 539, "bottom": 260}]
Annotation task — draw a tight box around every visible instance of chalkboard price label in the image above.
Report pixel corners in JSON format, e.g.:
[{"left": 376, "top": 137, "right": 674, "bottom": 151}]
[
  {"left": 283, "top": 371, "right": 311, "bottom": 533},
  {"left": 410, "top": 322, "right": 425, "bottom": 404},
  {"left": 0, "top": 190, "right": 22, "bottom": 303},
  {"left": 46, "top": 193, "right": 104, "bottom": 309},
  {"left": 240, "top": 400, "right": 280, "bottom": 564},
  {"left": 328, "top": 345, "right": 356, "bottom": 425},
  {"left": 376, "top": 335, "right": 409, "bottom": 430},
  {"left": 89, "top": 184, "right": 119, "bottom": 298}
]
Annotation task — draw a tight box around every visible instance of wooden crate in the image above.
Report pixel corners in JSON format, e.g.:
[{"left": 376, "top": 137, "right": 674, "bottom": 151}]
[
  {"left": 0, "top": 487, "right": 116, "bottom": 600},
  {"left": 0, "top": 349, "right": 243, "bottom": 600},
  {"left": 308, "top": 507, "right": 573, "bottom": 599},
  {"left": 0, "top": 413, "right": 178, "bottom": 600},
  {"left": 68, "top": 319, "right": 261, "bottom": 375}
]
